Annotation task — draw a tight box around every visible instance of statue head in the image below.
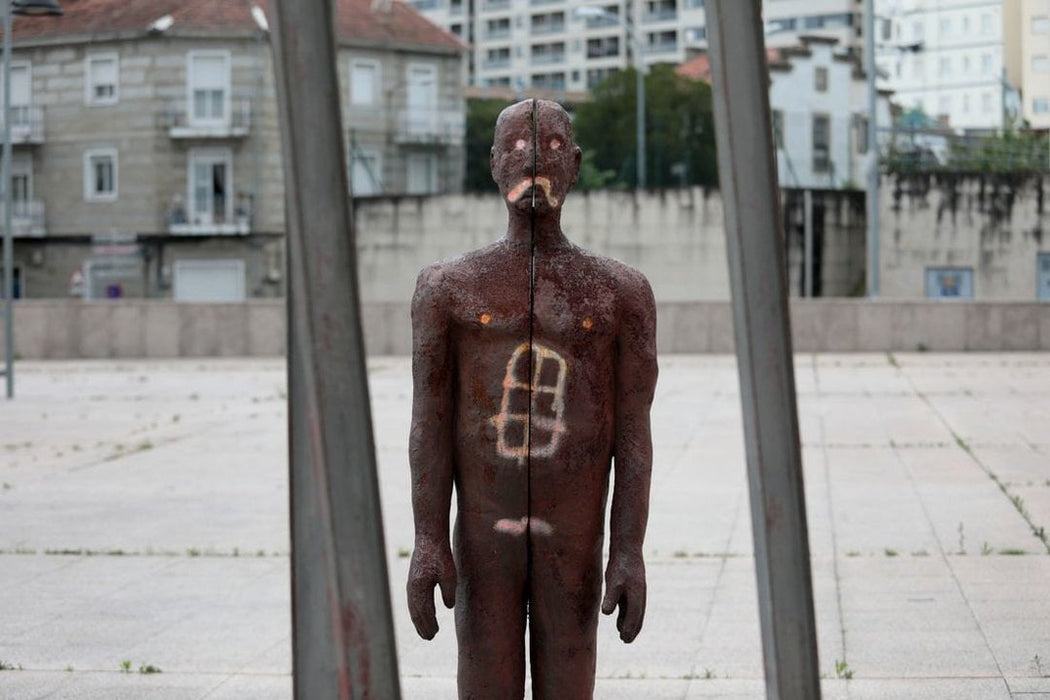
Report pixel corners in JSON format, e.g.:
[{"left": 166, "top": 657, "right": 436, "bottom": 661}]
[{"left": 490, "top": 98, "right": 582, "bottom": 214}]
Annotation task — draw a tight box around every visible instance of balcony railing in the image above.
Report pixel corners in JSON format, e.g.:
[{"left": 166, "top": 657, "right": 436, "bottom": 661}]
[
  {"left": 645, "top": 39, "right": 678, "bottom": 53},
  {"left": 483, "top": 57, "right": 512, "bottom": 69},
  {"left": 485, "top": 27, "right": 511, "bottom": 39},
  {"left": 643, "top": 8, "right": 677, "bottom": 22},
  {"left": 2, "top": 199, "right": 45, "bottom": 237},
  {"left": 531, "top": 21, "right": 566, "bottom": 35},
  {"left": 164, "top": 197, "right": 252, "bottom": 236},
  {"left": 395, "top": 109, "right": 465, "bottom": 145},
  {"left": 482, "top": 0, "right": 510, "bottom": 9},
  {"left": 0, "top": 105, "right": 45, "bottom": 144},
  {"left": 585, "top": 14, "right": 620, "bottom": 28},
  {"left": 531, "top": 51, "right": 566, "bottom": 65},
  {"left": 162, "top": 98, "right": 252, "bottom": 139}
]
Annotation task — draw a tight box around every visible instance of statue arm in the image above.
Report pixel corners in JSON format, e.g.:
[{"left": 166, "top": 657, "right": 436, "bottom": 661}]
[
  {"left": 407, "top": 265, "right": 457, "bottom": 640},
  {"left": 601, "top": 270, "right": 657, "bottom": 643}
]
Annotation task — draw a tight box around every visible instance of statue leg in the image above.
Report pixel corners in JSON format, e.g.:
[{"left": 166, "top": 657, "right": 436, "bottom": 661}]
[
  {"left": 455, "top": 530, "right": 528, "bottom": 700},
  {"left": 527, "top": 540, "right": 602, "bottom": 700}
]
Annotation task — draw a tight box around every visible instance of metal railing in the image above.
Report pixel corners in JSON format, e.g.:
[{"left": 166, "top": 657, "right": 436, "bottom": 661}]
[
  {"left": 0, "top": 199, "right": 45, "bottom": 236},
  {"left": 395, "top": 108, "right": 465, "bottom": 145},
  {"left": 162, "top": 97, "right": 252, "bottom": 137},
  {"left": 0, "top": 105, "right": 45, "bottom": 143}
]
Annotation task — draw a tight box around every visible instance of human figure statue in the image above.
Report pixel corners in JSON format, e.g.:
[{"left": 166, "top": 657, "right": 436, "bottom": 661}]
[{"left": 408, "top": 98, "right": 657, "bottom": 699}]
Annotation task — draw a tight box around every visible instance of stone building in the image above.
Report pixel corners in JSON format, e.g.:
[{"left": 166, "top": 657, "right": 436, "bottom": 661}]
[{"left": 3, "top": 0, "right": 465, "bottom": 301}]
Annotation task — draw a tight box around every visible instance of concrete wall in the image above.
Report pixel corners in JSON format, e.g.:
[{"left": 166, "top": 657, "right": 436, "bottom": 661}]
[
  {"left": 6, "top": 299, "right": 1050, "bottom": 359},
  {"left": 880, "top": 172, "right": 1050, "bottom": 299}
]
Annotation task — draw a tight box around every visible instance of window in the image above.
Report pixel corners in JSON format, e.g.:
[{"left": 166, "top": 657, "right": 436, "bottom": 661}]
[
  {"left": 188, "top": 51, "right": 230, "bottom": 125},
  {"left": 85, "top": 53, "right": 118, "bottom": 105},
  {"left": 939, "top": 57, "right": 951, "bottom": 77},
  {"left": 912, "top": 19, "right": 924, "bottom": 40},
  {"left": 925, "top": 267, "right": 973, "bottom": 299},
  {"left": 1034, "top": 97, "right": 1050, "bottom": 114},
  {"left": 938, "top": 95, "right": 951, "bottom": 115},
  {"left": 771, "top": 110, "right": 784, "bottom": 147},
  {"left": 1033, "top": 55, "right": 1050, "bottom": 73},
  {"left": 982, "top": 92, "right": 993, "bottom": 113},
  {"left": 912, "top": 54, "right": 924, "bottom": 79},
  {"left": 854, "top": 114, "right": 868, "bottom": 154},
  {"left": 83, "top": 148, "right": 118, "bottom": 201},
  {"left": 814, "top": 66, "right": 828, "bottom": 92},
  {"left": 939, "top": 17, "right": 951, "bottom": 36},
  {"left": 406, "top": 153, "right": 438, "bottom": 194},
  {"left": 812, "top": 114, "right": 830, "bottom": 172},
  {"left": 586, "top": 36, "right": 620, "bottom": 58},
  {"left": 981, "top": 54, "right": 993, "bottom": 75},
  {"left": 531, "top": 42, "right": 566, "bottom": 64},
  {"left": 485, "top": 47, "right": 511, "bottom": 68},
  {"left": 962, "top": 93, "right": 970, "bottom": 113},
  {"left": 531, "top": 71, "right": 566, "bottom": 89},
  {"left": 1034, "top": 16, "right": 1050, "bottom": 34},
  {"left": 350, "top": 148, "right": 382, "bottom": 196},
  {"left": 682, "top": 0, "right": 702, "bottom": 8},
  {"left": 981, "top": 13, "right": 993, "bottom": 34},
  {"left": 188, "top": 149, "right": 233, "bottom": 225},
  {"left": 962, "top": 15, "right": 970, "bottom": 33},
  {"left": 531, "top": 11, "right": 564, "bottom": 34},
  {"left": 486, "top": 17, "right": 511, "bottom": 38},
  {"left": 350, "top": 59, "right": 380, "bottom": 106}
]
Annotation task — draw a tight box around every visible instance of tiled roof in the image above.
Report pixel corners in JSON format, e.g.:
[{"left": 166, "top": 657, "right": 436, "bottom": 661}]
[
  {"left": 676, "top": 49, "right": 783, "bottom": 84},
  {"left": 9, "top": 0, "right": 465, "bottom": 51}
]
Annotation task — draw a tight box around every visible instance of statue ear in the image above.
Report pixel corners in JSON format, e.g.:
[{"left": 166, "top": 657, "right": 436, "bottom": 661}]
[
  {"left": 571, "top": 146, "right": 582, "bottom": 185},
  {"left": 490, "top": 147, "right": 497, "bottom": 183}
]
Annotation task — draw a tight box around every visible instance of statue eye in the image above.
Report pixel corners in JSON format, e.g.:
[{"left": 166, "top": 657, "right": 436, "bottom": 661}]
[
  {"left": 550, "top": 138, "right": 562, "bottom": 150},
  {"left": 514, "top": 139, "right": 527, "bottom": 150}
]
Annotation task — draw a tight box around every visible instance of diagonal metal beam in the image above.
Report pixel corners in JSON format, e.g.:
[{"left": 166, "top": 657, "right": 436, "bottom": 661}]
[
  {"left": 270, "top": 1, "right": 402, "bottom": 697},
  {"left": 705, "top": 1, "right": 822, "bottom": 697}
]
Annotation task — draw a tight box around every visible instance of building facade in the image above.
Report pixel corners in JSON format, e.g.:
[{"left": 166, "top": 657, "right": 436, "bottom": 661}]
[
  {"left": 413, "top": 0, "right": 867, "bottom": 92},
  {"left": 1004, "top": 0, "right": 1050, "bottom": 129},
  {"left": 875, "top": 0, "right": 1007, "bottom": 132},
  {"left": 3, "top": 0, "right": 465, "bottom": 301}
]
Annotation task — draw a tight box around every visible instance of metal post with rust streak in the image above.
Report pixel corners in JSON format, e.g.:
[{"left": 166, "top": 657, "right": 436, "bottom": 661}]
[
  {"left": 705, "top": 1, "right": 822, "bottom": 698},
  {"left": 270, "top": 1, "right": 402, "bottom": 697}
]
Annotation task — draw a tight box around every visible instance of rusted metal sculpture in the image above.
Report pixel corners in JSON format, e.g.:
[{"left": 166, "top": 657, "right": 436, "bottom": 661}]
[{"left": 408, "top": 98, "right": 658, "bottom": 698}]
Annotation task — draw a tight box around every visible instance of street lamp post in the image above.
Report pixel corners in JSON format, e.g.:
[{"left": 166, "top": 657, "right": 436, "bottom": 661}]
[
  {"left": 865, "top": 0, "right": 879, "bottom": 298},
  {"left": 575, "top": 5, "right": 645, "bottom": 188},
  {"left": 2, "top": 0, "right": 62, "bottom": 399}
]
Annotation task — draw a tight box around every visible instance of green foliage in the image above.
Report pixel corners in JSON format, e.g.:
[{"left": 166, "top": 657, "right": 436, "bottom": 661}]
[
  {"left": 464, "top": 98, "right": 513, "bottom": 193},
  {"left": 573, "top": 65, "right": 718, "bottom": 188}
]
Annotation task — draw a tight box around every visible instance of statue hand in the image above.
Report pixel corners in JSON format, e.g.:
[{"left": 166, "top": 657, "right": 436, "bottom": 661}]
[
  {"left": 600, "top": 551, "right": 646, "bottom": 643},
  {"left": 407, "top": 538, "right": 457, "bottom": 640}
]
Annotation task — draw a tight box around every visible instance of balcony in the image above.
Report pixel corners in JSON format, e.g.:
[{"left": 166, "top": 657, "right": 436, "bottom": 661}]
[
  {"left": 483, "top": 57, "right": 511, "bottom": 69},
  {"left": 643, "top": 8, "right": 677, "bottom": 22},
  {"left": 645, "top": 38, "right": 678, "bottom": 54},
  {"left": 164, "top": 197, "right": 252, "bottom": 236},
  {"left": 2, "top": 199, "right": 46, "bottom": 237},
  {"left": 395, "top": 109, "right": 464, "bottom": 145},
  {"left": 531, "top": 51, "right": 566, "bottom": 65},
  {"left": 482, "top": 0, "right": 510, "bottom": 9},
  {"left": 531, "top": 21, "right": 566, "bottom": 35},
  {"left": 1, "top": 105, "right": 45, "bottom": 145},
  {"left": 162, "top": 98, "right": 252, "bottom": 139}
]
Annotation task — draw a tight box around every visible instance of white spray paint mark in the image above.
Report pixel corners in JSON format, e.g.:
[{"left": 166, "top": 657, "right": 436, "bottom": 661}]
[
  {"left": 491, "top": 342, "right": 568, "bottom": 464},
  {"left": 494, "top": 516, "right": 554, "bottom": 537}
]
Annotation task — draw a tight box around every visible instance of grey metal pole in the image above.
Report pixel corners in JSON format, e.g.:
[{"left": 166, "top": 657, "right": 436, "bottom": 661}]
[
  {"left": 3, "top": 0, "right": 14, "bottom": 399},
  {"left": 635, "top": 27, "right": 645, "bottom": 189},
  {"left": 865, "top": 0, "right": 880, "bottom": 297},
  {"left": 705, "top": 1, "right": 821, "bottom": 698},
  {"left": 269, "top": 1, "right": 402, "bottom": 698}
]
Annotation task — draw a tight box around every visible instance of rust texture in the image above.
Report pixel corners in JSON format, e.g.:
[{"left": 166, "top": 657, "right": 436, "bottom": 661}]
[{"left": 408, "top": 98, "right": 658, "bottom": 698}]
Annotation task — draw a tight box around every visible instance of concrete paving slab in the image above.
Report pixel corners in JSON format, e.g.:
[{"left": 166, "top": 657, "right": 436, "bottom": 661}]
[{"left": 2, "top": 354, "right": 1050, "bottom": 698}]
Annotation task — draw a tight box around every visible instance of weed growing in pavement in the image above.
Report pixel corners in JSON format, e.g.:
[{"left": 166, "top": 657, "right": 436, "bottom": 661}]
[
  {"left": 884, "top": 549, "right": 898, "bottom": 557},
  {"left": 397, "top": 548, "right": 410, "bottom": 559},
  {"left": 834, "top": 659, "right": 853, "bottom": 679},
  {"left": 957, "top": 522, "right": 966, "bottom": 555},
  {"left": 0, "top": 660, "right": 21, "bottom": 671},
  {"left": 981, "top": 542, "right": 993, "bottom": 556},
  {"left": 1033, "top": 655, "right": 1047, "bottom": 677},
  {"left": 120, "top": 660, "right": 132, "bottom": 673},
  {"left": 999, "top": 548, "right": 1026, "bottom": 556},
  {"left": 139, "top": 664, "right": 162, "bottom": 674}
]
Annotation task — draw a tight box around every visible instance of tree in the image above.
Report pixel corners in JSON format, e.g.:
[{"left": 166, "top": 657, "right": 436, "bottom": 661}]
[
  {"left": 464, "top": 98, "right": 513, "bottom": 192},
  {"left": 573, "top": 64, "right": 718, "bottom": 189}
]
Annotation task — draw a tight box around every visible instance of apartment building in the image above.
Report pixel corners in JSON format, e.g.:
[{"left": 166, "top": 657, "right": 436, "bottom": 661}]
[
  {"left": 413, "top": 0, "right": 868, "bottom": 92},
  {"left": 3, "top": 0, "right": 465, "bottom": 301},
  {"left": 875, "top": 0, "right": 1007, "bottom": 131},
  {"left": 1004, "top": 0, "right": 1050, "bottom": 129}
]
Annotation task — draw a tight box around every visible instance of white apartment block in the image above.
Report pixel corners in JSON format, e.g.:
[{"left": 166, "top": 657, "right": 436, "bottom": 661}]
[
  {"left": 875, "top": 0, "right": 1007, "bottom": 132},
  {"left": 1004, "top": 0, "right": 1050, "bottom": 129},
  {"left": 411, "top": 0, "right": 867, "bottom": 92}
]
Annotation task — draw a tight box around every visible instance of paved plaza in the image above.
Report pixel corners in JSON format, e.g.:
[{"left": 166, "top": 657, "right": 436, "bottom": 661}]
[{"left": 0, "top": 353, "right": 1049, "bottom": 699}]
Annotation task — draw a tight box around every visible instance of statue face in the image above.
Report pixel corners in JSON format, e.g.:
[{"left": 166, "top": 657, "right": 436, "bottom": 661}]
[{"left": 491, "top": 99, "right": 582, "bottom": 214}]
